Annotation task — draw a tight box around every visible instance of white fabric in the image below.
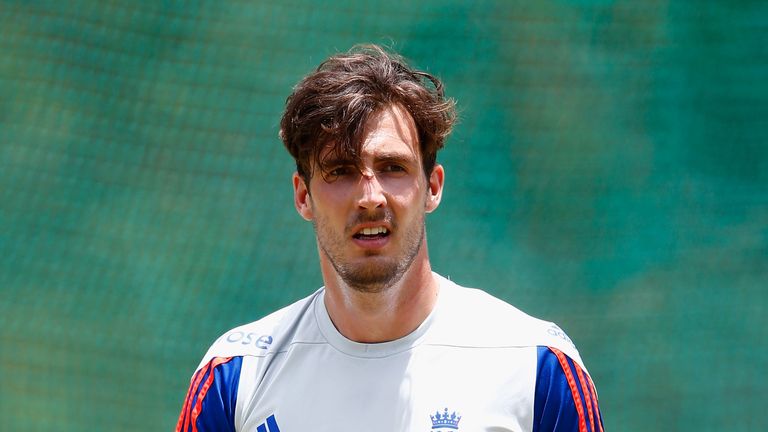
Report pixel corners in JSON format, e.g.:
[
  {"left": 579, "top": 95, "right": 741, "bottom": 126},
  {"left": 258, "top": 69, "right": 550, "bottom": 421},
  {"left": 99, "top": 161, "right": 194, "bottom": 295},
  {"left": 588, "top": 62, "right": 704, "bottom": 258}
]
[{"left": 197, "top": 273, "right": 584, "bottom": 432}]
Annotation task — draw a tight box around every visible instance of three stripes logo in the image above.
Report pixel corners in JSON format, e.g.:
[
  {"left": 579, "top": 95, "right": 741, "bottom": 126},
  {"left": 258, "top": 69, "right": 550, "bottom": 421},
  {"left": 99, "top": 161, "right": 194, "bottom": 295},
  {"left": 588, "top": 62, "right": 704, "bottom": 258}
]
[{"left": 256, "top": 414, "right": 281, "bottom": 432}]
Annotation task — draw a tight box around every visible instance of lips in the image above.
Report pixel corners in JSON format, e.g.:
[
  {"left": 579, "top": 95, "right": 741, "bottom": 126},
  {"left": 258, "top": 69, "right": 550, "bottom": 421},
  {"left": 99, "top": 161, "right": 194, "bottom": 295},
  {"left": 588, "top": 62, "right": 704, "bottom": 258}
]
[{"left": 351, "top": 224, "right": 391, "bottom": 249}]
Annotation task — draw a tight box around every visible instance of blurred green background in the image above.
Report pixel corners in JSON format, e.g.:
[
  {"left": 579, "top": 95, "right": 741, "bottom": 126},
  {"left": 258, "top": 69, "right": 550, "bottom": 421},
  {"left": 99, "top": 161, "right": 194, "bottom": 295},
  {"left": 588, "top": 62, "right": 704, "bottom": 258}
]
[{"left": 1, "top": 1, "right": 766, "bottom": 430}]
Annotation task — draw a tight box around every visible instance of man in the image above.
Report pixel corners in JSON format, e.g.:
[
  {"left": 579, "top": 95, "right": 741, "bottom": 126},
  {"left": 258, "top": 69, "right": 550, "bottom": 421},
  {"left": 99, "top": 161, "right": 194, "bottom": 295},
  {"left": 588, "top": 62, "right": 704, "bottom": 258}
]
[{"left": 177, "top": 45, "right": 604, "bottom": 432}]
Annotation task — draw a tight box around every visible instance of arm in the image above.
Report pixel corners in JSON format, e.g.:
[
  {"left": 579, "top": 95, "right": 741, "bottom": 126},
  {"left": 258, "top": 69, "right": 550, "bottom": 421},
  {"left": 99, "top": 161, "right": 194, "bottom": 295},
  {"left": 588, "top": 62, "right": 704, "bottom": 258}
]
[
  {"left": 176, "top": 356, "right": 242, "bottom": 432},
  {"left": 533, "top": 346, "right": 604, "bottom": 432}
]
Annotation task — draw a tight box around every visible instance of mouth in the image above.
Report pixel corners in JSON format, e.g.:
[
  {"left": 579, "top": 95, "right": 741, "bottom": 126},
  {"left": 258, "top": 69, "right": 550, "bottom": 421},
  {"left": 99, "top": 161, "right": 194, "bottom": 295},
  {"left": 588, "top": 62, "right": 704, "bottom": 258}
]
[{"left": 352, "top": 226, "right": 390, "bottom": 241}]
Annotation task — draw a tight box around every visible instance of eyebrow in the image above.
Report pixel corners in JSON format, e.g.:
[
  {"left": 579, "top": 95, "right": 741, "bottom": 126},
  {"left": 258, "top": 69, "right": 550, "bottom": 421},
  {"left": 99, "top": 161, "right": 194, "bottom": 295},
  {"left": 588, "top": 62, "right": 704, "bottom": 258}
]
[
  {"left": 373, "top": 151, "right": 418, "bottom": 165},
  {"left": 319, "top": 157, "right": 356, "bottom": 169},
  {"left": 321, "top": 151, "right": 417, "bottom": 168}
]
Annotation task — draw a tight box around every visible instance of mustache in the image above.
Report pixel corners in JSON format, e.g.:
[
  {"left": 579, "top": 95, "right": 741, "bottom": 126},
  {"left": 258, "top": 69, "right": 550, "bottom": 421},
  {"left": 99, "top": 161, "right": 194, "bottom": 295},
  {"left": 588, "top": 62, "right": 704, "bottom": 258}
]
[{"left": 347, "top": 209, "right": 394, "bottom": 229}]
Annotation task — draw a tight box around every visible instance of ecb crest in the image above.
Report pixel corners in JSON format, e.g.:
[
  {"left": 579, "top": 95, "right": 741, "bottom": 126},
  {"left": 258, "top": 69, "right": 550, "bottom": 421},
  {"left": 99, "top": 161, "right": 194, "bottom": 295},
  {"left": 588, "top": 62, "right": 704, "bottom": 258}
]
[{"left": 430, "top": 407, "right": 461, "bottom": 430}]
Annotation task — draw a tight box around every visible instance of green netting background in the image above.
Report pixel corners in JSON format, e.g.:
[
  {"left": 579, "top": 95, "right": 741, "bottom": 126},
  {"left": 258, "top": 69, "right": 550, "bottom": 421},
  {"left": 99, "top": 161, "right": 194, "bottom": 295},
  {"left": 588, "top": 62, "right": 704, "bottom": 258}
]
[{"left": 1, "top": 1, "right": 766, "bottom": 430}]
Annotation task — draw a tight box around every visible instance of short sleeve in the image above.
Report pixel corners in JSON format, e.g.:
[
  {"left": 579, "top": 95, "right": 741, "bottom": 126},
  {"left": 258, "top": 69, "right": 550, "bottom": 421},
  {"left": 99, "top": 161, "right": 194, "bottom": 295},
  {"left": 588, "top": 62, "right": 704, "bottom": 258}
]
[
  {"left": 533, "top": 346, "right": 604, "bottom": 432},
  {"left": 176, "top": 356, "right": 242, "bottom": 432}
]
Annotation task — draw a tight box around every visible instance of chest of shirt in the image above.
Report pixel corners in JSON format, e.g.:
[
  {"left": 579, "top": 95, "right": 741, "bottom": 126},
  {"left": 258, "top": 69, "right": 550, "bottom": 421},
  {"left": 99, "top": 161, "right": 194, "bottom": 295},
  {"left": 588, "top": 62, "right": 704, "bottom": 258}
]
[{"left": 235, "top": 344, "right": 538, "bottom": 432}]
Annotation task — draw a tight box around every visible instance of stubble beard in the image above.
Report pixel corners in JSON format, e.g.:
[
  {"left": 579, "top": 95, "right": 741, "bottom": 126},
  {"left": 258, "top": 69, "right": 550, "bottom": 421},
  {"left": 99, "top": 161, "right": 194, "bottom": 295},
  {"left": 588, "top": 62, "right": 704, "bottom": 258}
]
[{"left": 314, "top": 210, "right": 426, "bottom": 294}]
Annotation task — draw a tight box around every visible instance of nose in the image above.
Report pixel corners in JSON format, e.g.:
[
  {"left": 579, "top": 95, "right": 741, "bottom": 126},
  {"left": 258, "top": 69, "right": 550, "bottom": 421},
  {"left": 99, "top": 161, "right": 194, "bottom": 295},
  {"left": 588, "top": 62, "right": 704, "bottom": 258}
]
[{"left": 356, "top": 170, "right": 386, "bottom": 210}]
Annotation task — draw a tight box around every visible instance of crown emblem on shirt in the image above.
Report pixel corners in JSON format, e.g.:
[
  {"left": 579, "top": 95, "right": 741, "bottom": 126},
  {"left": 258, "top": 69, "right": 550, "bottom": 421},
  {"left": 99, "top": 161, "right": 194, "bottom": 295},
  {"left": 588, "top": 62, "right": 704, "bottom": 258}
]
[{"left": 430, "top": 407, "right": 461, "bottom": 429}]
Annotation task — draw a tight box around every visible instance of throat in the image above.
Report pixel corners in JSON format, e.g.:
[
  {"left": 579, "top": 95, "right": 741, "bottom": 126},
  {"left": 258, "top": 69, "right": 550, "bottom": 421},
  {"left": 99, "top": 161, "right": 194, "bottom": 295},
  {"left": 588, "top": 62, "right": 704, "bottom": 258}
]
[{"left": 323, "top": 270, "right": 440, "bottom": 343}]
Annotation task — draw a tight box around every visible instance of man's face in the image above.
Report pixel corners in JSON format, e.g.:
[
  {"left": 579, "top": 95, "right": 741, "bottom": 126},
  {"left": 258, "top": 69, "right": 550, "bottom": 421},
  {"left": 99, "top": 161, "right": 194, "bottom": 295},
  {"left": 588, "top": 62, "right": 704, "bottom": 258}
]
[{"left": 293, "top": 104, "right": 443, "bottom": 292}]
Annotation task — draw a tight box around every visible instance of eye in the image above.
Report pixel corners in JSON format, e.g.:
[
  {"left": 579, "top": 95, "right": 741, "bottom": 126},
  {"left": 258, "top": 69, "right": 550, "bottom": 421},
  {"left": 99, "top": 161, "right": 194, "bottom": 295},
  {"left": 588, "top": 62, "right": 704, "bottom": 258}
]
[
  {"left": 329, "top": 166, "right": 348, "bottom": 176},
  {"left": 382, "top": 164, "right": 406, "bottom": 173},
  {"left": 327, "top": 164, "right": 355, "bottom": 178}
]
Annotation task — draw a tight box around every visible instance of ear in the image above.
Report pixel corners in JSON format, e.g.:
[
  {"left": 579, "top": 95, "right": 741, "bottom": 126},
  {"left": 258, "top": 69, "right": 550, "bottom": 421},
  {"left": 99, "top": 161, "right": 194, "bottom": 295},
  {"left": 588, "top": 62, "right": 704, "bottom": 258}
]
[
  {"left": 425, "top": 164, "right": 444, "bottom": 213},
  {"left": 293, "top": 172, "right": 314, "bottom": 221}
]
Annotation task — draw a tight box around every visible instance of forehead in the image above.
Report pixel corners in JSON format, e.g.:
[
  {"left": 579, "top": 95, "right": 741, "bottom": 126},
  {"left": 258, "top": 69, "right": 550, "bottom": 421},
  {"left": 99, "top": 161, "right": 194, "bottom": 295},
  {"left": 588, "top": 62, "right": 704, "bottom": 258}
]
[
  {"left": 317, "top": 104, "right": 421, "bottom": 164},
  {"left": 360, "top": 104, "right": 420, "bottom": 158}
]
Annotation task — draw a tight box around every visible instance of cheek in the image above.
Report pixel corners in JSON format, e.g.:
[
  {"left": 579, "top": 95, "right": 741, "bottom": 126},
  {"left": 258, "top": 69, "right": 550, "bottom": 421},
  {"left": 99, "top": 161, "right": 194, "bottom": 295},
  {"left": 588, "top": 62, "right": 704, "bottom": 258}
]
[
  {"left": 312, "top": 192, "right": 352, "bottom": 227},
  {"left": 393, "top": 190, "right": 428, "bottom": 215},
  {"left": 312, "top": 184, "right": 349, "bottom": 209},
  {"left": 386, "top": 176, "right": 425, "bottom": 198}
]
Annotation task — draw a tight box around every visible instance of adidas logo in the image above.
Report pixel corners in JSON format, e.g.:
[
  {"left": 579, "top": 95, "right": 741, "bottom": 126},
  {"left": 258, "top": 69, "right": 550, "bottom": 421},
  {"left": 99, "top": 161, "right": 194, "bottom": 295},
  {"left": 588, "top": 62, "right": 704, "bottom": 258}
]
[{"left": 256, "top": 414, "right": 281, "bottom": 432}]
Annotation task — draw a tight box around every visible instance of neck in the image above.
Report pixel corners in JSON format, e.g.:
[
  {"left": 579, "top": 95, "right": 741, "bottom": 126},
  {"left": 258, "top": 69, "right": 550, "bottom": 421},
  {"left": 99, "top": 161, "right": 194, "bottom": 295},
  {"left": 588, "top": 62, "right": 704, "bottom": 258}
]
[{"left": 321, "top": 244, "right": 439, "bottom": 343}]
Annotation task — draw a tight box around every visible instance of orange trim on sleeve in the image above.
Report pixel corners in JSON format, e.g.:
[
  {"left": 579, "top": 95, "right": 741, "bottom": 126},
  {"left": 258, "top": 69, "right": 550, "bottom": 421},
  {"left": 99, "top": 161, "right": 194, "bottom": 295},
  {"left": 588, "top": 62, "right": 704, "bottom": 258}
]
[
  {"left": 587, "top": 374, "right": 604, "bottom": 432},
  {"left": 177, "top": 363, "right": 211, "bottom": 432},
  {"left": 573, "top": 361, "right": 596, "bottom": 432},
  {"left": 176, "top": 357, "right": 234, "bottom": 432},
  {"left": 190, "top": 357, "right": 233, "bottom": 432},
  {"left": 549, "top": 347, "right": 588, "bottom": 432}
]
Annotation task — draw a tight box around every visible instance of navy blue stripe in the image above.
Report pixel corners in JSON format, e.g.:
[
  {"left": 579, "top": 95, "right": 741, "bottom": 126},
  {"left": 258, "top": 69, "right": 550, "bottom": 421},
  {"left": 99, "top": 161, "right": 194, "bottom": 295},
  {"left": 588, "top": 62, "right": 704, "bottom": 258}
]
[{"left": 266, "top": 414, "right": 281, "bottom": 432}]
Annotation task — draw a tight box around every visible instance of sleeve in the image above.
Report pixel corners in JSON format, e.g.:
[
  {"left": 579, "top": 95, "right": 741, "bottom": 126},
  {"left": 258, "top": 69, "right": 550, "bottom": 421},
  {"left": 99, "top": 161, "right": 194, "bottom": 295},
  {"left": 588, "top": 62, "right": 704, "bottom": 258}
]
[
  {"left": 176, "top": 356, "right": 242, "bottom": 432},
  {"left": 533, "top": 346, "right": 604, "bottom": 432}
]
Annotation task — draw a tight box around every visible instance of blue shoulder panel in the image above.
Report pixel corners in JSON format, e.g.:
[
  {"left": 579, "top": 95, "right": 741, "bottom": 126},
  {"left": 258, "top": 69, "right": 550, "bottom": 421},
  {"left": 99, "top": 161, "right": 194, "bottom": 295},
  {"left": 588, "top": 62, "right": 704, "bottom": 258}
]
[
  {"left": 533, "top": 346, "right": 604, "bottom": 432},
  {"left": 177, "top": 356, "right": 242, "bottom": 432}
]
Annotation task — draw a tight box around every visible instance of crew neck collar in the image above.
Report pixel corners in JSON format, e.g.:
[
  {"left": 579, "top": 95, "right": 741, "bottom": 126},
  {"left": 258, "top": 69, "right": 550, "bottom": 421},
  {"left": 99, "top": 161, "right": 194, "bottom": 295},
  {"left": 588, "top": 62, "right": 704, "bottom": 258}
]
[{"left": 313, "top": 273, "right": 451, "bottom": 358}]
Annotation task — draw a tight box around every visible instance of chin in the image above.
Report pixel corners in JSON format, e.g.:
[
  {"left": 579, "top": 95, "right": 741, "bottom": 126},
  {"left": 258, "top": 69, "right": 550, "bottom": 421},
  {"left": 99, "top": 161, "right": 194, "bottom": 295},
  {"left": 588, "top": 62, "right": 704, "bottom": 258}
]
[{"left": 340, "top": 259, "right": 406, "bottom": 293}]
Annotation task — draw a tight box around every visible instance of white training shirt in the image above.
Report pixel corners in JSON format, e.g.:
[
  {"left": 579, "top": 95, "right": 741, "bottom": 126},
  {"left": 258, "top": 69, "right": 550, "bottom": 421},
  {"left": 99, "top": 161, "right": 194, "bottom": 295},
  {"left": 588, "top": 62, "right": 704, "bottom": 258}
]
[{"left": 177, "top": 273, "right": 604, "bottom": 432}]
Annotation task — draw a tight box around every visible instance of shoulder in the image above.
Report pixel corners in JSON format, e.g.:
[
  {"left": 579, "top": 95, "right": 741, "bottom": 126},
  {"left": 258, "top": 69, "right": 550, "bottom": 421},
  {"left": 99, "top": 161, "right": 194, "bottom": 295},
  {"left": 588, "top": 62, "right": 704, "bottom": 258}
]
[
  {"left": 534, "top": 346, "right": 605, "bottom": 432},
  {"left": 195, "top": 289, "right": 322, "bottom": 371},
  {"left": 177, "top": 356, "right": 243, "bottom": 432},
  {"left": 433, "top": 274, "right": 585, "bottom": 367},
  {"left": 434, "top": 276, "right": 605, "bottom": 431},
  {"left": 176, "top": 289, "right": 324, "bottom": 432}
]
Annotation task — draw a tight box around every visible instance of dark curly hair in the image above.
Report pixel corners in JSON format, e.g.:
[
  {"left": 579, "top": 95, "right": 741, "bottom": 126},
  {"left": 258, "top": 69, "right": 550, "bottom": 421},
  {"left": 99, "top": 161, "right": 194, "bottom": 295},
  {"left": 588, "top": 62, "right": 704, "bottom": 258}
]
[{"left": 279, "top": 44, "right": 456, "bottom": 183}]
